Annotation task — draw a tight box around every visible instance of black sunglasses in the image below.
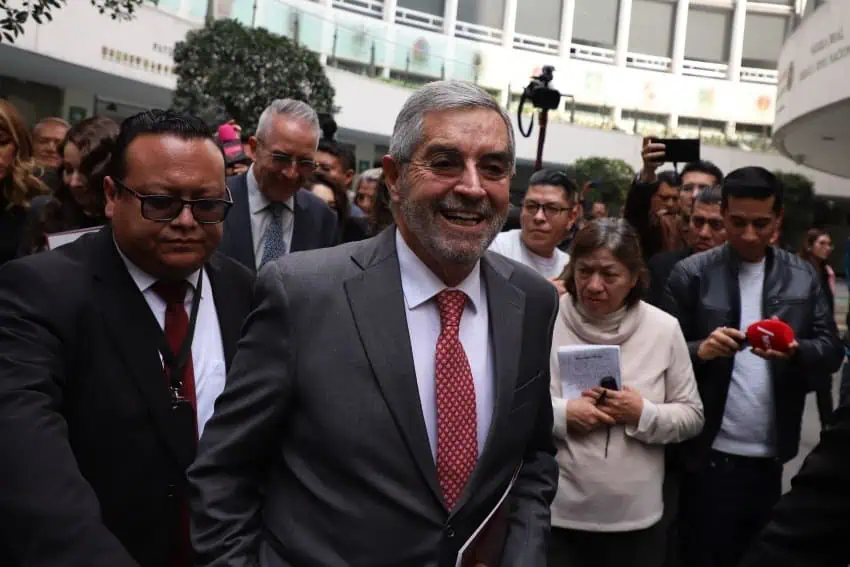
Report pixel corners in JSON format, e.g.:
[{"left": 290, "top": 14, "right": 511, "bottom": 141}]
[{"left": 113, "top": 178, "right": 233, "bottom": 224}]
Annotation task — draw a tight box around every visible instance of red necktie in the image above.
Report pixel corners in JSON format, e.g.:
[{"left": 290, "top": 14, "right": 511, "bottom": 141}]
[
  {"left": 435, "top": 289, "right": 478, "bottom": 510},
  {"left": 152, "top": 279, "right": 196, "bottom": 567}
]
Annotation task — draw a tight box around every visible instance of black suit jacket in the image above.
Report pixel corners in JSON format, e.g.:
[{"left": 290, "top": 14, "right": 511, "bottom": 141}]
[
  {"left": 647, "top": 247, "right": 692, "bottom": 307},
  {"left": 189, "top": 228, "right": 560, "bottom": 567},
  {"left": 0, "top": 227, "right": 254, "bottom": 567},
  {"left": 739, "top": 403, "right": 850, "bottom": 567},
  {"left": 219, "top": 172, "right": 339, "bottom": 272}
]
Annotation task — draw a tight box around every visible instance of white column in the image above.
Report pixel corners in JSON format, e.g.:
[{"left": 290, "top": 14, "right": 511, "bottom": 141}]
[
  {"left": 728, "top": 0, "right": 747, "bottom": 81},
  {"left": 671, "top": 0, "right": 689, "bottom": 74},
  {"left": 178, "top": 0, "right": 191, "bottom": 19},
  {"left": 615, "top": 0, "right": 633, "bottom": 67},
  {"left": 319, "top": 0, "right": 335, "bottom": 65},
  {"left": 383, "top": 0, "right": 397, "bottom": 22},
  {"left": 502, "top": 0, "right": 518, "bottom": 49},
  {"left": 668, "top": 113, "right": 679, "bottom": 135},
  {"left": 321, "top": 0, "right": 333, "bottom": 6},
  {"left": 559, "top": 0, "right": 576, "bottom": 59},
  {"left": 251, "top": 0, "right": 265, "bottom": 27},
  {"left": 444, "top": 0, "right": 459, "bottom": 36}
]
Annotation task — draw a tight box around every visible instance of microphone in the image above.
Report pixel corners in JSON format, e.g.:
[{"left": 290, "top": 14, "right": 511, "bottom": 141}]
[{"left": 745, "top": 319, "right": 795, "bottom": 352}]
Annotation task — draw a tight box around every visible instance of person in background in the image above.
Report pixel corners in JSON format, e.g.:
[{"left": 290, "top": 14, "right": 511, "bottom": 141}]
[
  {"left": 0, "top": 100, "right": 48, "bottom": 266},
  {"left": 489, "top": 169, "right": 575, "bottom": 294},
  {"left": 308, "top": 170, "right": 369, "bottom": 243},
  {"left": 31, "top": 116, "right": 69, "bottom": 172},
  {"left": 218, "top": 99, "right": 338, "bottom": 273},
  {"left": 20, "top": 116, "right": 118, "bottom": 255},
  {"left": 217, "top": 123, "right": 252, "bottom": 177},
  {"left": 627, "top": 137, "right": 723, "bottom": 262},
  {"left": 591, "top": 200, "right": 608, "bottom": 218},
  {"left": 548, "top": 218, "right": 704, "bottom": 567},
  {"left": 0, "top": 109, "right": 255, "bottom": 567},
  {"left": 354, "top": 167, "right": 381, "bottom": 217},
  {"left": 368, "top": 173, "right": 394, "bottom": 236},
  {"left": 315, "top": 115, "right": 359, "bottom": 209},
  {"left": 647, "top": 185, "right": 726, "bottom": 307},
  {"left": 559, "top": 182, "right": 592, "bottom": 252},
  {"left": 662, "top": 167, "right": 844, "bottom": 567},
  {"left": 799, "top": 228, "right": 836, "bottom": 428}
]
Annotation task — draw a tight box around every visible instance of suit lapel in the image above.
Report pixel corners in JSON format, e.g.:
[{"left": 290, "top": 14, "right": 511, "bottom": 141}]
[
  {"left": 289, "top": 190, "right": 308, "bottom": 253},
  {"left": 91, "top": 228, "right": 195, "bottom": 469},
  {"left": 452, "top": 254, "right": 525, "bottom": 515},
  {"left": 206, "top": 254, "right": 242, "bottom": 369},
  {"left": 225, "top": 174, "right": 257, "bottom": 271},
  {"left": 344, "top": 229, "right": 444, "bottom": 506}
]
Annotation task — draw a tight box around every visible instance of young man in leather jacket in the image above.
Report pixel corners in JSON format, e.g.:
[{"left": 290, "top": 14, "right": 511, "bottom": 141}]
[{"left": 661, "top": 166, "right": 844, "bottom": 567}]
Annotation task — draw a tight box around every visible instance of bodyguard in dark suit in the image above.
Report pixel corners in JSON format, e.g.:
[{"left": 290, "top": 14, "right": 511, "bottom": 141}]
[
  {"left": 218, "top": 99, "right": 338, "bottom": 272},
  {"left": 0, "top": 110, "right": 254, "bottom": 567},
  {"left": 190, "top": 81, "right": 559, "bottom": 566}
]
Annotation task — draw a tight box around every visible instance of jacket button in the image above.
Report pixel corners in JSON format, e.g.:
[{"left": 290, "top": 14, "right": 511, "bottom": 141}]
[{"left": 446, "top": 525, "right": 455, "bottom": 539}]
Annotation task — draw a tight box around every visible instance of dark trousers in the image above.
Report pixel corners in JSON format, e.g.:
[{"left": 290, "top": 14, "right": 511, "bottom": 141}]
[
  {"left": 548, "top": 522, "right": 665, "bottom": 567},
  {"left": 678, "top": 450, "right": 782, "bottom": 567},
  {"left": 814, "top": 375, "right": 835, "bottom": 427}
]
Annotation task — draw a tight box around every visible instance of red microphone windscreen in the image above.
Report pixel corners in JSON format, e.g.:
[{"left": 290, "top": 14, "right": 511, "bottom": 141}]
[{"left": 746, "top": 320, "right": 795, "bottom": 352}]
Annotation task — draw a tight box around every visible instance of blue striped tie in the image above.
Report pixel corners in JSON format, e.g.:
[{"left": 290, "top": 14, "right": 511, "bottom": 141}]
[{"left": 260, "top": 203, "right": 286, "bottom": 268}]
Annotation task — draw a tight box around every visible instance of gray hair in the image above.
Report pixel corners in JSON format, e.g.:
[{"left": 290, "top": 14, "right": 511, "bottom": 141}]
[
  {"left": 256, "top": 99, "right": 320, "bottom": 146},
  {"left": 357, "top": 167, "right": 382, "bottom": 189},
  {"left": 389, "top": 80, "right": 515, "bottom": 167}
]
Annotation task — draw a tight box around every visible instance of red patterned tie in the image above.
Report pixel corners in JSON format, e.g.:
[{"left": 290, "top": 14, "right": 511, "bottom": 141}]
[
  {"left": 435, "top": 289, "right": 478, "bottom": 510},
  {"left": 152, "top": 279, "right": 197, "bottom": 567}
]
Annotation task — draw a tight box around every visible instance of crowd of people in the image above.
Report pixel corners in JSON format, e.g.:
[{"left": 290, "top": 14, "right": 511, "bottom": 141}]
[{"left": 0, "top": 79, "right": 848, "bottom": 567}]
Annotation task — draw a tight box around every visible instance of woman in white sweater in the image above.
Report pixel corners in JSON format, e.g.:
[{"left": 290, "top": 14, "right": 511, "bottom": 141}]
[{"left": 549, "top": 218, "right": 704, "bottom": 567}]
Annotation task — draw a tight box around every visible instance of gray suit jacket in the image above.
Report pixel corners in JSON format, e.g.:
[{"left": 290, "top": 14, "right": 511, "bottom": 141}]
[
  {"left": 189, "top": 228, "right": 559, "bottom": 567},
  {"left": 218, "top": 172, "right": 339, "bottom": 273}
]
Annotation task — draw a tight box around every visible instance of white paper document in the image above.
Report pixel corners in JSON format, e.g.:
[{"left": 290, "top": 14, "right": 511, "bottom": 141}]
[
  {"left": 45, "top": 226, "right": 103, "bottom": 250},
  {"left": 558, "top": 345, "right": 622, "bottom": 400}
]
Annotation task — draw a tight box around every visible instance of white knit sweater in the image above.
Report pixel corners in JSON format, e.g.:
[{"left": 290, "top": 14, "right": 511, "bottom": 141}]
[{"left": 549, "top": 296, "right": 704, "bottom": 532}]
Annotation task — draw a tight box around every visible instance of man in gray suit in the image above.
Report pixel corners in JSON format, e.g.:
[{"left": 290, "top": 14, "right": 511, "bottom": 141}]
[{"left": 189, "top": 81, "right": 559, "bottom": 567}]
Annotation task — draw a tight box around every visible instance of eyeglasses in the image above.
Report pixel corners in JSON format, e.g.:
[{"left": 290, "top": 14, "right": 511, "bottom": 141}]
[
  {"left": 691, "top": 215, "right": 725, "bottom": 231},
  {"left": 113, "top": 179, "right": 233, "bottom": 224},
  {"left": 257, "top": 140, "right": 316, "bottom": 174},
  {"left": 522, "top": 201, "right": 570, "bottom": 218},
  {"left": 682, "top": 183, "right": 713, "bottom": 194}
]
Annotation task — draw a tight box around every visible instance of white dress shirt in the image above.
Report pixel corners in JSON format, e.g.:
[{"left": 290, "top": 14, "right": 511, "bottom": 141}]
[
  {"left": 115, "top": 242, "right": 227, "bottom": 437},
  {"left": 246, "top": 165, "right": 295, "bottom": 270},
  {"left": 395, "top": 230, "right": 494, "bottom": 460}
]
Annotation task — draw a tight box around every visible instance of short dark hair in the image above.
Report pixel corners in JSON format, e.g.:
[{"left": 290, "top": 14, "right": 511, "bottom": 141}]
[
  {"left": 721, "top": 166, "right": 783, "bottom": 213},
  {"left": 694, "top": 184, "right": 722, "bottom": 208},
  {"left": 562, "top": 218, "right": 648, "bottom": 308},
  {"left": 527, "top": 168, "right": 578, "bottom": 204},
  {"left": 657, "top": 170, "right": 681, "bottom": 188},
  {"left": 681, "top": 160, "right": 724, "bottom": 186},
  {"left": 108, "top": 109, "right": 214, "bottom": 180},
  {"left": 317, "top": 113, "right": 356, "bottom": 173}
]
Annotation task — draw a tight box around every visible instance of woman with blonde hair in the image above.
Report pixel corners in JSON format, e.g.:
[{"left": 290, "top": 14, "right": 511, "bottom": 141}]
[{"left": 0, "top": 100, "right": 48, "bottom": 265}]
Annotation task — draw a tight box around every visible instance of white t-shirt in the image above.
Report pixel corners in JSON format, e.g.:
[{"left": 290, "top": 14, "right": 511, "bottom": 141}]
[
  {"left": 489, "top": 229, "right": 570, "bottom": 279},
  {"left": 712, "top": 258, "right": 776, "bottom": 457}
]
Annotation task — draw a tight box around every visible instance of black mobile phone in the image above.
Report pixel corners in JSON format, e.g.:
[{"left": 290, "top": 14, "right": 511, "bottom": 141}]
[{"left": 650, "top": 138, "right": 701, "bottom": 163}]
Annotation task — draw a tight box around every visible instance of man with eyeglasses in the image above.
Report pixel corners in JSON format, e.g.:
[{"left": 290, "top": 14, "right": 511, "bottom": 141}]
[
  {"left": 219, "top": 99, "right": 338, "bottom": 272},
  {"left": 625, "top": 137, "right": 724, "bottom": 262},
  {"left": 661, "top": 167, "right": 843, "bottom": 567},
  {"left": 0, "top": 109, "right": 255, "bottom": 567},
  {"left": 489, "top": 169, "right": 575, "bottom": 293},
  {"left": 647, "top": 185, "right": 727, "bottom": 307}
]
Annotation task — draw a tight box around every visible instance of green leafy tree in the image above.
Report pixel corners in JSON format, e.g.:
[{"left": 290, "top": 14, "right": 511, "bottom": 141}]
[
  {"left": 568, "top": 157, "right": 636, "bottom": 212},
  {"left": 773, "top": 170, "right": 815, "bottom": 251},
  {"left": 172, "top": 19, "right": 336, "bottom": 134},
  {"left": 0, "top": 1, "right": 142, "bottom": 43}
]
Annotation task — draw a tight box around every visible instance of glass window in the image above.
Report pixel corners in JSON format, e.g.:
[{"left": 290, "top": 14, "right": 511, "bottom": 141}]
[
  {"left": 685, "top": 7, "right": 732, "bottom": 63},
  {"left": 515, "top": 0, "right": 562, "bottom": 40},
  {"left": 743, "top": 13, "right": 789, "bottom": 69},
  {"left": 457, "top": 0, "right": 505, "bottom": 29},
  {"left": 574, "top": 0, "right": 620, "bottom": 49},
  {"left": 398, "top": 0, "right": 446, "bottom": 16},
  {"left": 629, "top": 0, "right": 676, "bottom": 57}
]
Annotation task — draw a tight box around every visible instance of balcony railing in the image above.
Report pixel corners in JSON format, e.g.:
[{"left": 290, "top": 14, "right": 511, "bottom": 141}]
[
  {"left": 740, "top": 67, "right": 779, "bottom": 85},
  {"left": 394, "top": 6, "right": 443, "bottom": 32},
  {"left": 454, "top": 21, "right": 502, "bottom": 45},
  {"left": 513, "top": 32, "right": 560, "bottom": 55},
  {"left": 332, "top": 0, "right": 383, "bottom": 19},
  {"left": 681, "top": 60, "right": 728, "bottom": 79},
  {"left": 571, "top": 44, "right": 616, "bottom": 65},
  {"left": 627, "top": 53, "right": 672, "bottom": 73}
]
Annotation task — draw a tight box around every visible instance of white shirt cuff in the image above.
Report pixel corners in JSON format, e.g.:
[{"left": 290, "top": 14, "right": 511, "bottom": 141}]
[
  {"left": 636, "top": 398, "right": 659, "bottom": 433},
  {"left": 552, "top": 397, "right": 569, "bottom": 441}
]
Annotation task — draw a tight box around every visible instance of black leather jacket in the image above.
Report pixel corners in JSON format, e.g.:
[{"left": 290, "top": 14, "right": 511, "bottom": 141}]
[{"left": 662, "top": 244, "right": 843, "bottom": 469}]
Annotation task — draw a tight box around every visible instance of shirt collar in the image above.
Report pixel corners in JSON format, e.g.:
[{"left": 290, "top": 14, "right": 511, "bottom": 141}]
[
  {"left": 247, "top": 165, "right": 295, "bottom": 216},
  {"left": 395, "top": 229, "right": 483, "bottom": 313},
  {"left": 113, "top": 238, "right": 200, "bottom": 294}
]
